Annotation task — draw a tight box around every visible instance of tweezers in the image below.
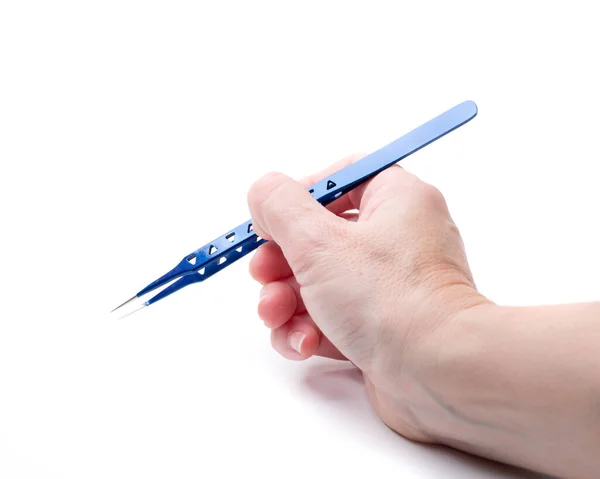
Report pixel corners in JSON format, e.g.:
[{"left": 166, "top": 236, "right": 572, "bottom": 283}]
[{"left": 112, "top": 100, "right": 478, "bottom": 318}]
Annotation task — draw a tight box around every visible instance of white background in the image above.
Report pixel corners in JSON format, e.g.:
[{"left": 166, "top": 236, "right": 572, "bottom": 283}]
[{"left": 1, "top": 1, "right": 598, "bottom": 478}]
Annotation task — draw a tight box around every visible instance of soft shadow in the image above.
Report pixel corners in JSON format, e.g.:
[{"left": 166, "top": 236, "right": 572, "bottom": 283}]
[{"left": 301, "top": 361, "right": 555, "bottom": 479}]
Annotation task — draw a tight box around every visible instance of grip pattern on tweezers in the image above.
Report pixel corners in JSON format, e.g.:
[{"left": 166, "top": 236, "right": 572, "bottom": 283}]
[
  {"left": 139, "top": 101, "right": 478, "bottom": 305},
  {"left": 139, "top": 219, "right": 266, "bottom": 304}
]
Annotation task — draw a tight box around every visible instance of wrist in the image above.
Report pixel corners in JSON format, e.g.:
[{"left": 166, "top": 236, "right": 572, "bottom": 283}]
[
  {"left": 395, "top": 288, "right": 495, "bottom": 438},
  {"left": 367, "top": 283, "right": 492, "bottom": 443},
  {"left": 385, "top": 294, "right": 600, "bottom": 477},
  {"left": 413, "top": 300, "right": 507, "bottom": 452}
]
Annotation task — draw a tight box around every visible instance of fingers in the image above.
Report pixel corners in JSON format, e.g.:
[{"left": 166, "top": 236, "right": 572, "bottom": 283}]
[
  {"left": 270, "top": 315, "right": 321, "bottom": 360},
  {"left": 248, "top": 172, "right": 349, "bottom": 280},
  {"left": 249, "top": 241, "right": 292, "bottom": 285},
  {"left": 257, "top": 278, "right": 306, "bottom": 328},
  {"left": 248, "top": 172, "right": 340, "bottom": 244},
  {"left": 297, "top": 152, "right": 418, "bottom": 219},
  {"left": 346, "top": 165, "right": 426, "bottom": 222},
  {"left": 258, "top": 281, "right": 297, "bottom": 329},
  {"left": 269, "top": 313, "right": 346, "bottom": 361},
  {"left": 249, "top": 212, "right": 359, "bottom": 284},
  {"left": 299, "top": 153, "right": 366, "bottom": 216},
  {"left": 257, "top": 281, "right": 345, "bottom": 360},
  {"left": 247, "top": 154, "right": 366, "bottom": 259},
  {"left": 347, "top": 164, "right": 412, "bottom": 208},
  {"left": 249, "top": 154, "right": 424, "bottom": 365}
]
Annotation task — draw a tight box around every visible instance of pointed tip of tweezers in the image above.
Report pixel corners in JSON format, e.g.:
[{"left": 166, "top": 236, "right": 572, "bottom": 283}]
[
  {"left": 115, "top": 303, "right": 147, "bottom": 320},
  {"left": 111, "top": 295, "right": 139, "bottom": 313}
]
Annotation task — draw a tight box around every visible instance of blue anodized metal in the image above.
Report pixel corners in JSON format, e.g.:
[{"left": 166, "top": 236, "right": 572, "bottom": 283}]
[{"left": 137, "top": 100, "right": 478, "bottom": 306}]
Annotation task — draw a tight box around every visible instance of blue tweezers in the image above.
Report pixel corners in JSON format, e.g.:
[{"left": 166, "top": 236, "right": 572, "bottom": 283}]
[{"left": 112, "top": 100, "right": 478, "bottom": 318}]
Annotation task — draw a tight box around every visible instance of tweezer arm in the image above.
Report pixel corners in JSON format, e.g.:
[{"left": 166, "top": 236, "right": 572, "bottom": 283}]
[
  {"left": 137, "top": 219, "right": 264, "bottom": 303},
  {"left": 138, "top": 100, "right": 478, "bottom": 306}
]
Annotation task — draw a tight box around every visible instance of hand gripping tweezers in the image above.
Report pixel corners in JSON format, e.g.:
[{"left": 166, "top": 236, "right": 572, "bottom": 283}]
[{"left": 112, "top": 100, "right": 478, "bottom": 318}]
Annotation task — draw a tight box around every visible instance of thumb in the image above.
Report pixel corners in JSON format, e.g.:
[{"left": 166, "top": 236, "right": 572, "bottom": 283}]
[{"left": 247, "top": 172, "right": 345, "bottom": 279}]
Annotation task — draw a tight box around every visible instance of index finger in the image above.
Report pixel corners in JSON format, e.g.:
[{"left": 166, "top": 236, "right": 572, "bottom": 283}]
[{"left": 299, "top": 153, "right": 367, "bottom": 215}]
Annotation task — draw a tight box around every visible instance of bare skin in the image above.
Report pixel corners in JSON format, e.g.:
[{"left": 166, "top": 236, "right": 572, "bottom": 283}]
[{"left": 247, "top": 156, "right": 600, "bottom": 479}]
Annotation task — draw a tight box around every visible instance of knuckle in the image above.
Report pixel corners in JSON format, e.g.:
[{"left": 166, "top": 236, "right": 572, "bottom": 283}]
[
  {"left": 415, "top": 182, "right": 447, "bottom": 210},
  {"left": 248, "top": 171, "right": 287, "bottom": 205},
  {"left": 248, "top": 172, "right": 294, "bottom": 233}
]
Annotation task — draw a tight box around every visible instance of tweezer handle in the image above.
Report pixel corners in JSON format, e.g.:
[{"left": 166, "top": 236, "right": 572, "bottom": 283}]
[
  {"left": 140, "top": 101, "right": 478, "bottom": 305},
  {"left": 308, "top": 101, "right": 477, "bottom": 206}
]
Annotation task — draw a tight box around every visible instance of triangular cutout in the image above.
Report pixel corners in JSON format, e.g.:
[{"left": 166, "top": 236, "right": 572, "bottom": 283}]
[
  {"left": 247, "top": 223, "right": 254, "bottom": 233},
  {"left": 218, "top": 256, "right": 227, "bottom": 265},
  {"left": 186, "top": 254, "right": 197, "bottom": 265},
  {"left": 235, "top": 246, "right": 243, "bottom": 253},
  {"left": 199, "top": 267, "right": 205, "bottom": 275},
  {"left": 326, "top": 180, "right": 336, "bottom": 190},
  {"left": 209, "top": 245, "right": 218, "bottom": 255}
]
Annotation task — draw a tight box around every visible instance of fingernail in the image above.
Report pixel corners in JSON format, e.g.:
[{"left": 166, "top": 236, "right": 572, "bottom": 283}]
[{"left": 288, "top": 331, "right": 305, "bottom": 354}]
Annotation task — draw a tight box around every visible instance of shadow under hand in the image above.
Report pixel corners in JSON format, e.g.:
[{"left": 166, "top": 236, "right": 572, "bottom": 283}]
[{"left": 301, "top": 361, "right": 555, "bottom": 479}]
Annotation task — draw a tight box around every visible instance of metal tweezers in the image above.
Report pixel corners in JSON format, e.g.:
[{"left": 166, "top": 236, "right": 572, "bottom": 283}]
[{"left": 112, "top": 100, "right": 478, "bottom": 318}]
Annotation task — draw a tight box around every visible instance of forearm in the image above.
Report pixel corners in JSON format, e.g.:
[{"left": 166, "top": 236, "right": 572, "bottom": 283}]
[{"left": 426, "top": 302, "right": 600, "bottom": 478}]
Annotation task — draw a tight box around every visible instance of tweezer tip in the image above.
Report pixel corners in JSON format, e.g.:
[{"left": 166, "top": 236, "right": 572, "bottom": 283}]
[
  {"left": 116, "top": 303, "right": 147, "bottom": 320},
  {"left": 110, "top": 295, "right": 138, "bottom": 313}
]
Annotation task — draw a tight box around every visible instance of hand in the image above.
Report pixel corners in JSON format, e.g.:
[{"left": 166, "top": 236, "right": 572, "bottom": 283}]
[{"left": 247, "top": 155, "right": 488, "bottom": 442}]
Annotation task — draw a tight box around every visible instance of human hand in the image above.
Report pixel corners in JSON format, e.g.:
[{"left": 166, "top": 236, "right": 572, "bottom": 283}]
[{"left": 247, "top": 155, "right": 488, "bottom": 441}]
